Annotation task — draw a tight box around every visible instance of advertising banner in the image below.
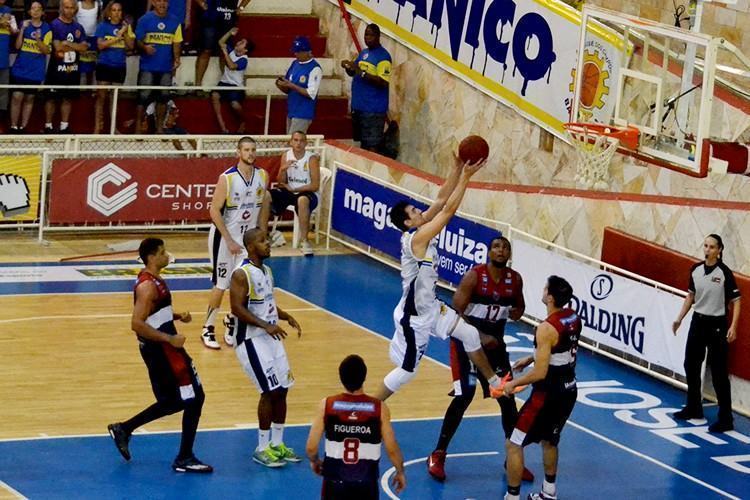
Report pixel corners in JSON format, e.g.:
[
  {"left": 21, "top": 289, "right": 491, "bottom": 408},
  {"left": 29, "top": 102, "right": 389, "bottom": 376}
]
[
  {"left": 331, "top": 166, "right": 501, "bottom": 286},
  {"left": 512, "top": 239, "right": 690, "bottom": 376},
  {"left": 334, "top": 0, "right": 626, "bottom": 134},
  {"left": 48, "top": 157, "right": 280, "bottom": 224},
  {"left": 0, "top": 155, "right": 42, "bottom": 222}
]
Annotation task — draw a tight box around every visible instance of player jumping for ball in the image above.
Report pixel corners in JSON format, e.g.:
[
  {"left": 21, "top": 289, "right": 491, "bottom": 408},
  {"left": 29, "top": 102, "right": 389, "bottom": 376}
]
[{"left": 374, "top": 151, "right": 509, "bottom": 401}]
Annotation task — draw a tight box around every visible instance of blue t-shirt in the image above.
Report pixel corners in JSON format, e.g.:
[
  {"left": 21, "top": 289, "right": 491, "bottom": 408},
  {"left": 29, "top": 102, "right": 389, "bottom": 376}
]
[
  {"left": 135, "top": 11, "right": 182, "bottom": 73},
  {"left": 0, "top": 5, "right": 13, "bottom": 69},
  {"left": 285, "top": 58, "right": 321, "bottom": 120},
  {"left": 351, "top": 45, "right": 392, "bottom": 114},
  {"left": 168, "top": 0, "right": 186, "bottom": 26},
  {"left": 95, "top": 20, "right": 133, "bottom": 68},
  {"left": 48, "top": 18, "right": 86, "bottom": 75},
  {"left": 10, "top": 22, "right": 52, "bottom": 82},
  {"left": 202, "top": 0, "right": 237, "bottom": 25}
]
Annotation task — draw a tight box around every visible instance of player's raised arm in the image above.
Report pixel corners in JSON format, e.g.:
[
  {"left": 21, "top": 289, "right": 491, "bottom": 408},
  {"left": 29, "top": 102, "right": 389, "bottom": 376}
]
[{"left": 421, "top": 155, "right": 463, "bottom": 222}]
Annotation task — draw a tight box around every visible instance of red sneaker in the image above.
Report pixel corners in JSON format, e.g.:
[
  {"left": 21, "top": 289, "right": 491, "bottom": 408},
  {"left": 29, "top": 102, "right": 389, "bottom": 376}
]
[{"left": 427, "top": 449, "right": 446, "bottom": 481}]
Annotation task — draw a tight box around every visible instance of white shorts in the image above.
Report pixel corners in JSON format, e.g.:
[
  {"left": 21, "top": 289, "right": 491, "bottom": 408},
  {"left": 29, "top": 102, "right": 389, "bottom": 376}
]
[
  {"left": 235, "top": 334, "right": 294, "bottom": 393},
  {"left": 209, "top": 225, "right": 247, "bottom": 290},
  {"left": 390, "top": 301, "right": 465, "bottom": 372}
]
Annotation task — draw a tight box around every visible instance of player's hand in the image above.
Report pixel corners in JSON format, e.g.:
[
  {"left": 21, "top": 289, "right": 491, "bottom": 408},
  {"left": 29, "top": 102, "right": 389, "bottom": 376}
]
[
  {"left": 178, "top": 311, "right": 192, "bottom": 323},
  {"left": 143, "top": 44, "right": 156, "bottom": 55},
  {"left": 502, "top": 379, "right": 516, "bottom": 397},
  {"left": 286, "top": 315, "right": 302, "bottom": 338},
  {"left": 230, "top": 27, "right": 239, "bottom": 36},
  {"left": 672, "top": 319, "right": 681, "bottom": 336},
  {"left": 341, "top": 60, "right": 354, "bottom": 70},
  {"left": 228, "top": 239, "right": 244, "bottom": 255},
  {"left": 168, "top": 333, "right": 186, "bottom": 348},
  {"left": 22, "top": 19, "right": 31, "bottom": 29},
  {"left": 463, "top": 157, "right": 487, "bottom": 177},
  {"left": 173, "top": 58, "right": 181, "bottom": 70},
  {"left": 727, "top": 325, "right": 737, "bottom": 343},
  {"left": 512, "top": 355, "right": 533, "bottom": 371},
  {"left": 480, "top": 332, "right": 499, "bottom": 350},
  {"left": 309, "top": 457, "right": 323, "bottom": 476},
  {"left": 265, "top": 323, "right": 288, "bottom": 340},
  {"left": 391, "top": 470, "right": 406, "bottom": 494}
]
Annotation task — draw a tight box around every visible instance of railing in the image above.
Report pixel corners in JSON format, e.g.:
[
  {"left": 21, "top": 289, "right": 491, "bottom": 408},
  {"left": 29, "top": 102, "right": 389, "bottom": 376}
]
[
  {"left": 335, "top": 0, "right": 362, "bottom": 53},
  {"left": 0, "top": 83, "right": 283, "bottom": 136}
]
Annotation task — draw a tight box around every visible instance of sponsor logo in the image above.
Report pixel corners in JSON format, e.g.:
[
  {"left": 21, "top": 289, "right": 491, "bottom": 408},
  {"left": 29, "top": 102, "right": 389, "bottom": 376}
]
[
  {"left": 157, "top": 22, "right": 165, "bottom": 30},
  {"left": 332, "top": 401, "right": 375, "bottom": 412},
  {"left": 0, "top": 174, "right": 31, "bottom": 217},
  {"left": 590, "top": 274, "right": 614, "bottom": 300},
  {"left": 570, "top": 293, "right": 645, "bottom": 353},
  {"left": 87, "top": 163, "right": 138, "bottom": 216}
]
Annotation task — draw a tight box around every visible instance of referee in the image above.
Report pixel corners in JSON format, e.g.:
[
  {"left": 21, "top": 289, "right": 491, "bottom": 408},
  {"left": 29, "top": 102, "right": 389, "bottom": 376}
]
[{"left": 672, "top": 234, "right": 741, "bottom": 433}]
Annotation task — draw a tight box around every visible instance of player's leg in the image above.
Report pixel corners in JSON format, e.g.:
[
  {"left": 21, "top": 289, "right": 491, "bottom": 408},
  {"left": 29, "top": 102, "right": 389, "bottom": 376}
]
[
  {"left": 268, "top": 343, "right": 301, "bottom": 462},
  {"left": 203, "top": 225, "right": 226, "bottom": 349},
  {"left": 428, "top": 339, "right": 475, "bottom": 481},
  {"left": 505, "top": 389, "right": 550, "bottom": 500},
  {"left": 173, "top": 363, "right": 213, "bottom": 473},
  {"left": 236, "top": 335, "right": 287, "bottom": 467},
  {"left": 375, "top": 318, "right": 426, "bottom": 400},
  {"left": 707, "top": 319, "right": 733, "bottom": 431},
  {"left": 444, "top": 312, "right": 504, "bottom": 395},
  {"left": 675, "top": 318, "right": 707, "bottom": 419}
]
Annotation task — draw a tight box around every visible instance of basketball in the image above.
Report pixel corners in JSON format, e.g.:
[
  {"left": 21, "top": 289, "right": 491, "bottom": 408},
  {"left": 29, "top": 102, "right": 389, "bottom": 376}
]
[
  {"left": 458, "top": 135, "right": 490, "bottom": 164},
  {"left": 580, "top": 61, "right": 600, "bottom": 108}
]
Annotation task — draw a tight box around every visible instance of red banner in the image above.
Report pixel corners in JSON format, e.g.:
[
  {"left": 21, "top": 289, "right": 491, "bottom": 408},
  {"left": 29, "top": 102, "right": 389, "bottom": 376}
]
[{"left": 48, "top": 156, "right": 280, "bottom": 224}]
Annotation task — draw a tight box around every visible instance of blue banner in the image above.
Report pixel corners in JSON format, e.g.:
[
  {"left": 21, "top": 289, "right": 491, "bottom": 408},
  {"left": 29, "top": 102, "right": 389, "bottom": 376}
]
[{"left": 331, "top": 167, "right": 501, "bottom": 285}]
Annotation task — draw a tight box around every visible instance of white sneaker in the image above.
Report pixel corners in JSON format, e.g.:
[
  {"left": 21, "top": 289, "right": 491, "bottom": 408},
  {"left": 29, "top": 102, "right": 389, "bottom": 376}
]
[
  {"left": 270, "top": 230, "right": 286, "bottom": 248},
  {"left": 201, "top": 326, "right": 220, "bottom": 350},
  {"left": 223, "top": 314, "right": 236, "bottom": 347},
  {"left": 300, "top": 240, "right": 313, "bottom": 256}
]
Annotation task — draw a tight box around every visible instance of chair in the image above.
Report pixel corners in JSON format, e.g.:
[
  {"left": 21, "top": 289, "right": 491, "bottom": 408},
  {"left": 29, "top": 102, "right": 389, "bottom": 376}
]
[{"left": 271, "top": 166, "right": 333, "bottom": 248}]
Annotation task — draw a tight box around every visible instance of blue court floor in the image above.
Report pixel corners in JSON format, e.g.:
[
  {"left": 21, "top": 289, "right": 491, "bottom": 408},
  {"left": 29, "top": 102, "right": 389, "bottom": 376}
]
[{"left": 1, "top": 254, "right": 749, "bottom": 499}]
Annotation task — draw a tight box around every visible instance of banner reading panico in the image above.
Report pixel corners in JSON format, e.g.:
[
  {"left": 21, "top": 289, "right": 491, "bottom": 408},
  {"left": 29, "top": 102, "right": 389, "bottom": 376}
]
[
  {"left": 335, "top": 0, "right": 626, "bottom": 134},
  {"left": 48, "top": 157, "right": 280, "bottom": 224},
  {"left": 0, "top": 155, "right": 42, "bottom": 222}
]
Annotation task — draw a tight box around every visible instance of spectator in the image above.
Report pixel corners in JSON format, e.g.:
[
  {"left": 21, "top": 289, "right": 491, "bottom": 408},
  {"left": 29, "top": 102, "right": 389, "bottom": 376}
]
[
  {"left": 275, "top": 35, "right": 321, "bottom": 134},
  {"left": 135, "top": 0, "right": 182, "bottom": 134},
  {"left": 76, "top": 0, "right": 102, "bottom": 86},
  {"left": 341, "top": 23, "right": 391, "bottom": 152},
  {"left": 210, "top": 27, "right": 249, "bottom": 134},
  {"left": 270, "top": 130, "right": 320, "bottom": 256},
  {"left": 150, "top": 0, "right": 187, "bottom": 28},
  {"left": 44, "top": 0, "right": 89, "bottom": 133},
  {"left": 193, "top": 0, "right": 252, "bottom": 89},
  {"left": 94, "top": 0, "right": 134, "bottom": 133},
  {"left": 9, "top": 1, "right": 50, "bottom": 133},
  {"left": 0, "top": 0, "right": 19, "bottom": 129}
]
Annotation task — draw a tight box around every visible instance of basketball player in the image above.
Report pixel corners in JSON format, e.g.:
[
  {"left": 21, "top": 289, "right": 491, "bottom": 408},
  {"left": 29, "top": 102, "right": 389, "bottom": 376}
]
[
  {"left": 428, "top": 236, "right": 534, "bottom": 483},
  {"left": 107, "top": 238, "right": 212, "bottom": 473},
  {"left": 375, "top": 154, "right": 507, "bottom": 401},
  {"left": 306, "top": 354, "right": 406, "bottom": 499},
  {"left": 504, "top": 276, "right": 581, "bottom": 500},
  {"left": 202, "top": 136, "right": 271, "bottom": 349},
  {"left": 229, "top": 228, "right": 302, "bottom": 467}
]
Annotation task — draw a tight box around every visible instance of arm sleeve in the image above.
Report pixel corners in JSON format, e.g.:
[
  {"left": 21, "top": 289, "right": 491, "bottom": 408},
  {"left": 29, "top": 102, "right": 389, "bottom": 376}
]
[
  {"left": 135, "top": 18, "right": 145, "bottom": 41},
  {"left": 43, "top": 29, "right": 53, "bottom": 46},
  {"left": 688, "top": 270, "right": 696, "bottom": 294},
  {"left": 722, "top": 265, "right": 741, "bottom": 301},
  {"left": 305, "top": 66, "right": 323, "bottom": 99},
  {"left": 236, "top": 57, "right": 248, "bottom": 71},
  {"left": 94, "top": 23, "right": 104, "bottom": 38},
  {"left": 173, "top": 23, "right": 183, "bottom": 43},
  {"left": 376, "top": 58, "right": 392, "bottom": 82}
]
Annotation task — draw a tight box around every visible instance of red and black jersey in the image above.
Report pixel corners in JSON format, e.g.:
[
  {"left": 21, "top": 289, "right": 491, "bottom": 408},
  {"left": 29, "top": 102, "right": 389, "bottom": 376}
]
[
  {"left": 134, "top": 270, "right": 177, "bottom": 342},
  {"left": 463, "top": 264, "right": 524, "bottom": 338},
  {"left": 534, "top": 308, "right": 581, "bottom": 390},
  {"left": 323, "top": 393, "right": 382, "bottom": 483}
]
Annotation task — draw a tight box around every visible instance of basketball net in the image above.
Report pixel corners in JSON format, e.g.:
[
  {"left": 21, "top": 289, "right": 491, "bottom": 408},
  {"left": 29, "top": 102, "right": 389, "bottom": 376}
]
[{"left": 565, "top": 127, "right": 618, "bottom": 190}]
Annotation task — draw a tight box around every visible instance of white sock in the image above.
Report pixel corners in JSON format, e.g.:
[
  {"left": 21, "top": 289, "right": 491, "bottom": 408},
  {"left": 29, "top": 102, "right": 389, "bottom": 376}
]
[
  {"left": 488, "top": 375, "right": 500, "bottom": 388},
  {"left": 258, "top": 429, "right": 270, "bottom": 451},
  {"left": 504, "top": 494, "right": 520, "bottom": 500},
  {"left": 543, "top": 479, "right": 556, "bottom": 496},
  {"left": 271, "top": 423, "right": 284, "bottom": 446},
  {"left": 45, "top": 122, "right": 52, "bottom": 128},
  {"left": 59, "top": 122, "right": 69, "bottom": 130},
  {"left": 205, "top": 307, "right": 218, "bottom": 328}
]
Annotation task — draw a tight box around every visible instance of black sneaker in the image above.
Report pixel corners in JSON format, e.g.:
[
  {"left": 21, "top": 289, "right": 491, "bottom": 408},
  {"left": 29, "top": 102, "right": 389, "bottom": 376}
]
[
  {"left": 708, "top": 420, "right": 733, "bottom": 433},
  {"left": 673, "top": 407, "right": 703, "bottom": 420},
  {"left": 172, "top": 455, "right": 214, "bottom": 473},
  {"left": 43, "top": 125, "right": 56, "bottom": 134},
  {"left": 107, "top": 423, "right": 131, "bottom": 461}
]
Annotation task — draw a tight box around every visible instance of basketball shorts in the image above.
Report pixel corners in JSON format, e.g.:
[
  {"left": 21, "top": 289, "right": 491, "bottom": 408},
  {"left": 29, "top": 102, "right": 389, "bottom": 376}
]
[
  {"left": 321, "top": 479, "right": 378, "bottom": 500},
  {"left": 450, "top": 335, "right": 511, "bottom": 398},
  {"left": 208, "top": 225, "right": 247, "bottom": 290},
  {"left": 510, "top": 384, "right": 577, "bottom": 447},
  {"left": 139, "top": 339, "right": 203, "bottom": 405},
  {"left": 235, "top": 334, "right": 294, "bottom": 394},
  {"left": 390, "top": 301, "right": 479, "bottom": 372}
]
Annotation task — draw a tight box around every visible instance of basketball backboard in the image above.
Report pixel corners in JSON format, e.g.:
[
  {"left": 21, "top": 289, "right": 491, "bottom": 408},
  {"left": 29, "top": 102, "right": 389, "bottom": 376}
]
[{"left": 570, "top": 4, "right": 750, "bottom": 176}]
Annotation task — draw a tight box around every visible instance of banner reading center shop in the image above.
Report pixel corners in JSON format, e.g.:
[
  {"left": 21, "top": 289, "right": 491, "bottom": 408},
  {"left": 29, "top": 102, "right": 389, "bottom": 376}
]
[{"left": 48, "top": 157, "right": 280, "bottom": 224}]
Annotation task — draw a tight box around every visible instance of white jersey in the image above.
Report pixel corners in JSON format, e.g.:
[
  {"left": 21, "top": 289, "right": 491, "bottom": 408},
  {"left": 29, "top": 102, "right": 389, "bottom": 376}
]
[
  {"left": 218, "top": 165, "right": 268, "bottom": 242},
  {"left": 284, "top": 149, "right": 318, "bottom": 193},
  {"left": 395, "top": 231, "right": 440, "bottom": 330},
  {"left": 76, "top": 1, "right": 100, "bottom": 35},
  {"left": 236, "top": 261, "right": 278, "bottom": 342}
]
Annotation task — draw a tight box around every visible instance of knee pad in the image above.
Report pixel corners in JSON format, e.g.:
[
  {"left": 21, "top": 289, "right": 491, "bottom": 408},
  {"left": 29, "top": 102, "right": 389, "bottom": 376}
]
[
  {"left": 451, "top": 318, "right": 481, "bottom": 353},
  {"left": 383, "top": 367, "right": 416, "bottom": 393}
]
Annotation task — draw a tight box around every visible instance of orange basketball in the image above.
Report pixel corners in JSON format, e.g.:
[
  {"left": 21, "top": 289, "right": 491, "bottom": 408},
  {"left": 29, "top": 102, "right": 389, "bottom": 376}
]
[
  {"left": 458, "top": 135, "right": 490, "bottom": 164},
  {"left": 580, "top": 61, "right": 600, "bottom": 108}
]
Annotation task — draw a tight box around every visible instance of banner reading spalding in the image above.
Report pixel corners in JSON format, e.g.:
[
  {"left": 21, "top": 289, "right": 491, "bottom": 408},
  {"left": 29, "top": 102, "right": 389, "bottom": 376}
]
[
  {"left": 335, "top": 0, "right": 626, "bottom": 134},
  {"left": 0, "top": 156, "right": 42, "bottom": 221},
  {"left": 512, "top": 239, "right": 690, "bottom": 376}
]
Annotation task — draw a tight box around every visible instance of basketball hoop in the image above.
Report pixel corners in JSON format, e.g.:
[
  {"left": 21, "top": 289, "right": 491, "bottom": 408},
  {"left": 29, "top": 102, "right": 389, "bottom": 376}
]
[{"left": 563, "top": 123, "right": 640, "bottom": 190}]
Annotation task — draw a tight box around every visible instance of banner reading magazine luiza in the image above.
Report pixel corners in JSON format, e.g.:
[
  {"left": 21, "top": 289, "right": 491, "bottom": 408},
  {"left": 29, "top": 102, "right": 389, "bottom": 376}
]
[
  {"left": 512, "top": 239, "right": 690, "bottom": 376},
  {"left": 331, "top": 167, "right": 500, "bottom": 286},
  {"left": 334, "top": 0, "right": 626, "bottom": 134}
]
